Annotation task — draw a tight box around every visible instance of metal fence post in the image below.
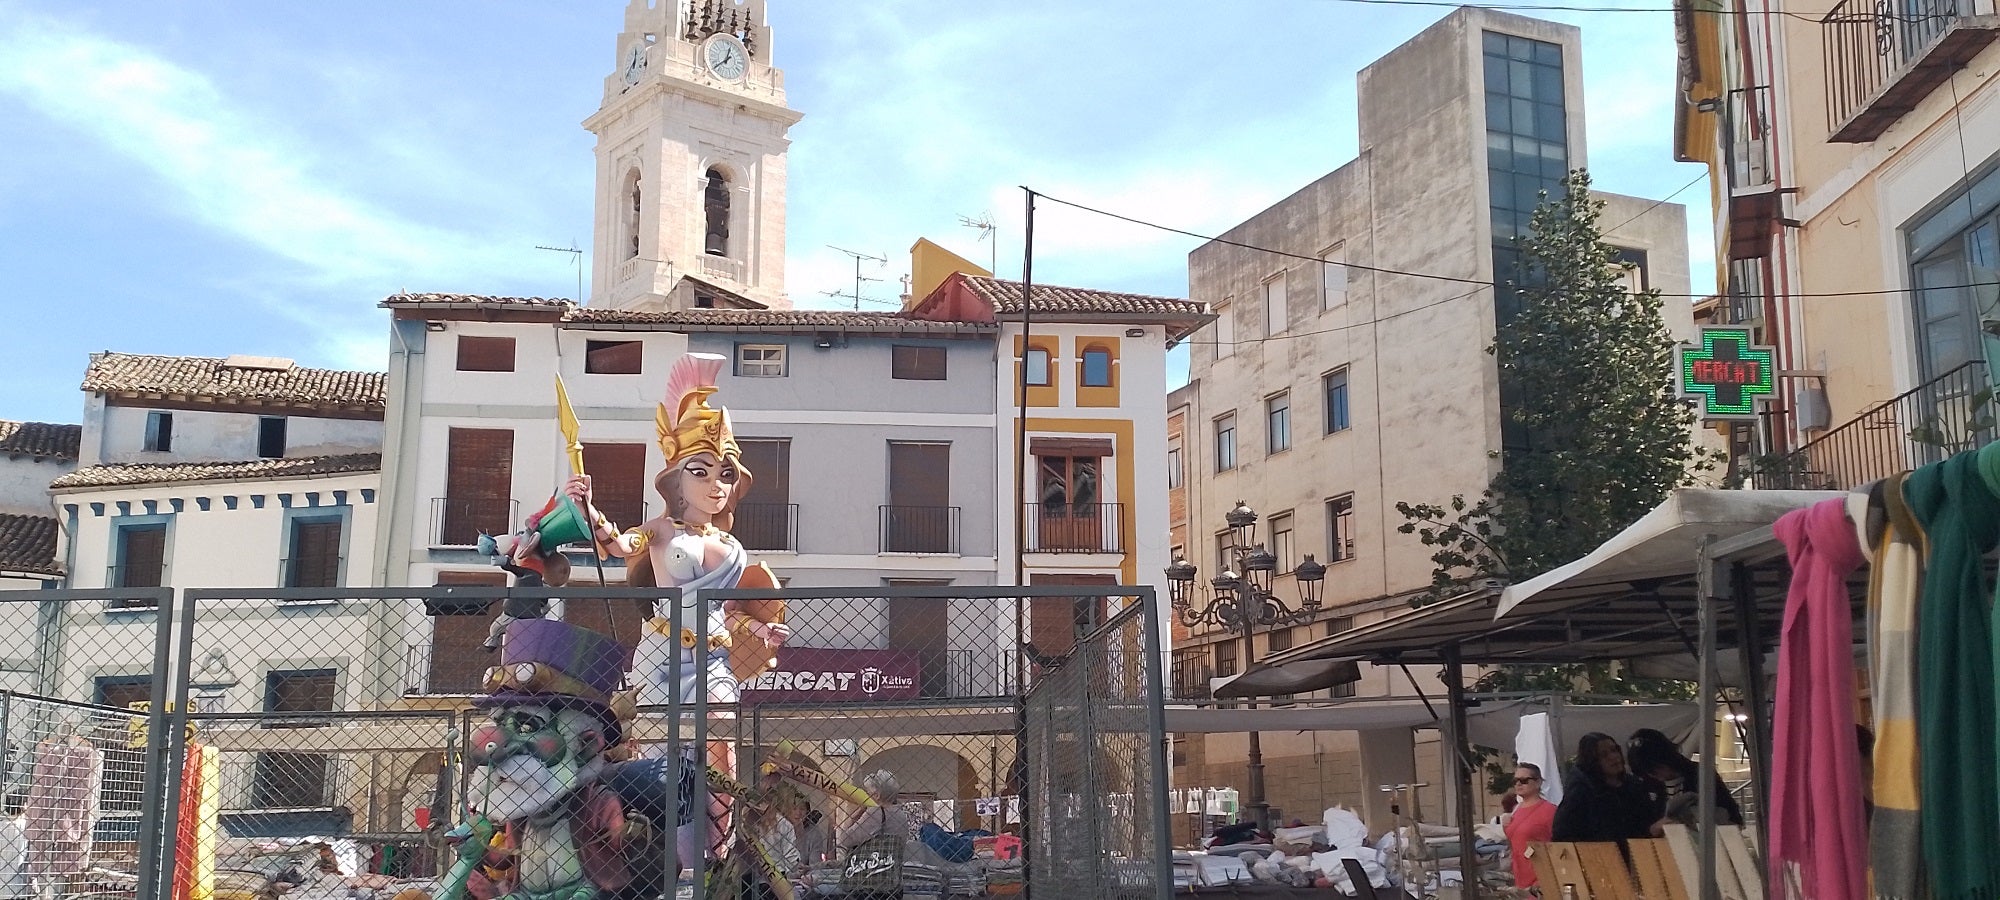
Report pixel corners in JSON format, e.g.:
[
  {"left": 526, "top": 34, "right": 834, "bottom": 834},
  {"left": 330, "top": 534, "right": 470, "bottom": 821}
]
[
  {"left": 134, "top": 588, "right": 178, "bottom": 900},
  {"left": 1140, "top": 588, "right": 1175, "bottom": 900}
]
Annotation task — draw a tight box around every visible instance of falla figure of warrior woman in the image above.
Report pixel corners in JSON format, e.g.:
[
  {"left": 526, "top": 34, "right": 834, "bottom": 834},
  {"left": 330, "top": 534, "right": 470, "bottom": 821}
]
[{"left": 564, "top": 351, "right": 790, "bottom": 865}]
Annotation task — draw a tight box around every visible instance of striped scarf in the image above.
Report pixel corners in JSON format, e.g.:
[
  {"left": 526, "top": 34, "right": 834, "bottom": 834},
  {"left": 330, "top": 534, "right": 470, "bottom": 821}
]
[
  {"left": 1908, "top": 449, "right": 2000, "bottom": 900},
  {"left": 1860, "top": 473, "right": 1924, "bottom": 900},
  {"left": 1772, "top": 498, "right": 1869, "bottom": 900}
]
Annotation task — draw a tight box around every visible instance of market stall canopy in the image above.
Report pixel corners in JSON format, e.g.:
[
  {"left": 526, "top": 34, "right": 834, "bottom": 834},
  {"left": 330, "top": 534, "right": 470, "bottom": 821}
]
[
  {"left": 1213, "top": 658, "right": 1362, "bottom": 699},
  {"left": 1263, "top": 489, "right": 1843, "bottom": 667}
]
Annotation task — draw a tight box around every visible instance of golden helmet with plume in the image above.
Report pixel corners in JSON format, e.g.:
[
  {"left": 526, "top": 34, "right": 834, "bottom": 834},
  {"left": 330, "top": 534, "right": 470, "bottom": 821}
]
[{"left": 656, "top": 352, "right": 741, "bottom": 467}]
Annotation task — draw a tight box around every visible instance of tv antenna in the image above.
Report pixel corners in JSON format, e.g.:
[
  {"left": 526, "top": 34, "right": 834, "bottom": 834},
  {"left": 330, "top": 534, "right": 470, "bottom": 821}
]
[
  {"left": 823, "top": 245, "right": 887, "bottom": 311},
  {"left": 959, "top": 212, "right": 997, "bottom": 275},
  {"left": 536, "top": 243, "right": 584, "bottom": 302}
]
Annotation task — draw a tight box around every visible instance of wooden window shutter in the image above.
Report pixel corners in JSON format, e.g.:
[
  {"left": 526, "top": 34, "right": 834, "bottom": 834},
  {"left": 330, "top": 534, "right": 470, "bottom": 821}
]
[
  {"left": 427, "top": 570, "right": 504, "bottom": 694},
  {"left": 444, "top": 428, "right": 515, "bottom": 545},
  {"left": 892, "top": 345, "right": 947, "bottom": 380},
  {"left": 121, "top": 527, "right": 166, "bottom": 588},
  {"left": 289, "top": 519, "right": 342, "bottom": 588},
  {"left": 456, "top": 336, "right": 516, "bottom": 372},
  {"left": 585, "top": 340, "right": 644, "bottom": 375},
  {"left": 738, "top": 440, "right": 791, "bottom": 505},
  {"left": 581, "top": 442, "right": 648, "bottom": 533}
]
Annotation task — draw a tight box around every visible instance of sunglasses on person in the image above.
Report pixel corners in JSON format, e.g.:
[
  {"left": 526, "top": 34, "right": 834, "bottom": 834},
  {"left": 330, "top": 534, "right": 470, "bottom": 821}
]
[{"left": 1514, "top": 776, "right": 1541, "bottom": 784}]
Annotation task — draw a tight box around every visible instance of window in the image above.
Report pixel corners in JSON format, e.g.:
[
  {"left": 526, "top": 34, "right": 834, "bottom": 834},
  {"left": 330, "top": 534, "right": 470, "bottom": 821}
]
[
  {"left": 736, "top": 344, "right": 787, "bottom": 377},
  {"left": 1268, "top": 627, "right": 1294, "bottom": 653},
  {"left": 285, "top": 515, "right": 343, "bottom": 588},
  {"left": 1324, "top": 615, "right": 1354, "bottom": 638},
  {"left": 1327, "top": 495, "right": 1355, "bottom": 562},
  {"left": 735, "top": 439, "right": 793, "bottom": 551},
  {"left": 95, "top": 677, "right": 151, "bottom": 813},
  {"left": 1024, "top": 347, "right": 1051, "bottom": 386},
  {"left": 580, "top": 443, "right": 648, "bottom": 536},
  {"left": 1323, "top": 368, "right": 1351, "bottom": 434},
  {"left": 1080, "top": 346, "right": 1113, "bottom": 387},
  {"left": 625, "top": 169, "right": 642, "bottom": 260},
  {"left": 144, "top": 411, "right": 172, "bottom": 452},
  {"left": 455, "top": 336, "right": 516, "bottom": 372},
  {"left": 1215, "top": 530, "right": 1233, "bottom": 574},
  {"left": 1908, "top": 166, "right": 2000, "bottom": 403},
  {"left": 885, "top": 442, "right": 953, "bottom": 553},
  {"left": 115, "top": 523, "right": 167, "bottom": 590},
  {"left": 1269, "top": 512, "right": 1294, "bottom": 574},
  {"left": 1166, "top": 441, "right": 1183, "bottom": 490},
  {"left": 586, "top": 340, "right": 644, "bottom": 374},
  {"left": 704, "top": 167, "right": 731, "bottom": 256},
  {"left": 893, "top": 345, "right": 947, "bottom": 380},
  {"left": 254, "top": 670, "right": 337, "bottom": 808},
  {"left": 1483, "top": 31, "right": 1569, "bottom": 324},
  {"left": 1215, "top": 303, "right": 1235, "bottom": 359},
  {"left": 1266, "top": 392, "right": 1291, "bottom": 453},
  {"left": 1321, "top": 245, "right": 1349, "bottom": 309},
  {"left": 1610, "top": 247, "right": 1649, "bottom": 294},
  {"left": 1213, "top": 641, "right": 1238, "bottom": 678},
  {"left": 425, "top": 570, "right": 507, "bottom": 694},
  {"left": 1035, "top": 451, "right": 1106, "bottom": 551},
  {"left": 258, "top": 416, "right": 287, "bottom": 459},
  {"left": 1264, "top": 275, "right": 1288, "bottom": 336},
  {"left": 441, "top": 428, "right": 514, "bottom": 547},
  {"left": 1214, "top": 413, "right": 1237, "bottom": 472}
]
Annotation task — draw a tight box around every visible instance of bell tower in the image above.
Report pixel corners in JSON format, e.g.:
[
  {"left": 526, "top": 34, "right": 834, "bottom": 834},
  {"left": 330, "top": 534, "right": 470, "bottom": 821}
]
[{"left": 586, "top": 0, "right": 802, "bottom": 311}]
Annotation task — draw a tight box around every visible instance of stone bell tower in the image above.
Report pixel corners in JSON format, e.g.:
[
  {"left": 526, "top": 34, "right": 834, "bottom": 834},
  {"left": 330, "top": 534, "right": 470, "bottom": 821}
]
[{"left": 585, "top": 0, "right": 802, "bottom": 310}]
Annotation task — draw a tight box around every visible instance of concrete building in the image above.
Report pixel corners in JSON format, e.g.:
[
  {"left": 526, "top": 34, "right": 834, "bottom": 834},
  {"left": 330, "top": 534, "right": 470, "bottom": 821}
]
[
  {"left": 1171, "top": 8, "right": 1693, "bottom": 828},
  {"left": 1673, "top": 0, "right": 2000, "bottom": 482}
]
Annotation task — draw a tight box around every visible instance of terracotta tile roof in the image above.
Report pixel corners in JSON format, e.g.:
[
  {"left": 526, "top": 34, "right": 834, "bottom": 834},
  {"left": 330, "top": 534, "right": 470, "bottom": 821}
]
[
  {"left": 959, "top": 275, "right": 1208, "bottom": 318},
  {"left": 0, "top": 420, "right": 81, "bottom": 461},
  {"left": 49, "top": 453, "right": 382, "bottom": 491},
  {"left": 82, "top": 353, "right": 386, "bottom": 411},
  {"left": 0, "top": 514, "right": 61, "bottom": 576},
  {"left": 380, "top": 293, "right": 571, "bottom": 310},
  {"left": 566, "top": 307, "right": 991, "bottom": 332}
]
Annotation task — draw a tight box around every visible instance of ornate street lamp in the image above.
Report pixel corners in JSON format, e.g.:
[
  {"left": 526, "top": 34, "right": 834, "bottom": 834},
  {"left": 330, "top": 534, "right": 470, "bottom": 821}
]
[{"left": 1163, "top": 507, "right": 1329, "bottom": 832}]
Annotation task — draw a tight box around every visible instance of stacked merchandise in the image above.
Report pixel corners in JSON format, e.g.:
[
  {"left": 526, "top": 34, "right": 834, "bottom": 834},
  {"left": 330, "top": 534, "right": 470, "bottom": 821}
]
[
  {"left": 900, "top": 861, "right": 944, "bottom": 898},
  {"left": 942, "top": 862, "right": 985, "bottom": 897},
  {"left": 984, "top": 859, "right": 1025, "bottom": 896}
]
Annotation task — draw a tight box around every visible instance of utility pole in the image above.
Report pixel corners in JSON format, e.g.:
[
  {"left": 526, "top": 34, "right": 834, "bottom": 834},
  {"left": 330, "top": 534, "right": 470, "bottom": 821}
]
[
  {"left": 824, "top": 245, "right": 886, "bottom": 311},
  {"left": 535, "top": 243, "right": 585, "bottom": 302}
]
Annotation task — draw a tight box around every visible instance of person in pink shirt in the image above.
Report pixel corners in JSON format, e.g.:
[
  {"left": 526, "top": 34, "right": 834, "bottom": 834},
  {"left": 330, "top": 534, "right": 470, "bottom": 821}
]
[{"left": 1504, "top": 763, "right": 1557, "bottom": 890}]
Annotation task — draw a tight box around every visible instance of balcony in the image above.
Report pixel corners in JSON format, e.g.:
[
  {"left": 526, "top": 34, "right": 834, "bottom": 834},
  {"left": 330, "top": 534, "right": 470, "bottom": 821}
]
[
  {"left": 1725, "top": 86, "right": 1789, "bottom": 262},
  {"left": 405, "top": 643, "right": 484, "bottom": 696},
  {"left": 1752, "top": 360, "right": 1993, "bottom": 489},
  {"left": 1823, "top": 0, "right": 2000, "bottom": 142},
  {"left": 879, "top": 505, "right": 959, "bottom": 554},
  {"left": 1171, "top": 657, "right": 1214, "bottom": 701},
  {"left": 1024, "top": 502, "right": 1126, "bottom": 554},
  {"left": 732, "top": 502, "right": 798, "bottom": 552},
  {"left": 701, "top": 253, "right": 746, "bottom": 283},
  {"left": 430, "top": 497, "right": 518, "bottom": 548}
]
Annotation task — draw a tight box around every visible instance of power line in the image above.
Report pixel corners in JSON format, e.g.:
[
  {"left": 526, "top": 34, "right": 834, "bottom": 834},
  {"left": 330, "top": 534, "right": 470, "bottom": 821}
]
[
  {"left": 1302, "top": 0, "right": 1943, "bottom": 24},
  {"left": 1029, "top": 187, "right": 1998, "bottom": 302},
  {"left": 1601, "top": 171, "right": 1707, "bottom": 234}
]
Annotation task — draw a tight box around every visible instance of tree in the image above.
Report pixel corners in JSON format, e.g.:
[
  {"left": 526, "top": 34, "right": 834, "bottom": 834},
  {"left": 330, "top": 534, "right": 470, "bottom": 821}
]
[{"left": 1396, "top": 170, "right": 1716, "bottom": 603}]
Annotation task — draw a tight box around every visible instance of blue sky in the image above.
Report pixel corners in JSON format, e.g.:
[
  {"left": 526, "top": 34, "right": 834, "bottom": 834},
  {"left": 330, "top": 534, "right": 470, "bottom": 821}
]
[{"left": 0, "top": 1, "right": 1710, "bottom": 425}]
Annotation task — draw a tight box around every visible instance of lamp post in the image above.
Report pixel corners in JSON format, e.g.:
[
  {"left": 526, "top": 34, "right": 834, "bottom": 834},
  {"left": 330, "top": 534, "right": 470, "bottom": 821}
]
[{"left": 1165, "top": 500, "right": 1327, "bottom": 832}]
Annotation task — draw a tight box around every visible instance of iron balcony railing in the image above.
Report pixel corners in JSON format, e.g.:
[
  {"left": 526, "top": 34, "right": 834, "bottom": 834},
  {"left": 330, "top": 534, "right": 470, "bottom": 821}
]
[
  {"left": 429, "top": 497, "right": 518, "bottom": 548},
  {"left": 1024, "top": 502, "right": 1126, "bottom": 553},
  {"left": 1822, "top": 0, "right": 1995, "bottom": 139},
  {"left": 1753, "top": 360, "right": 1994, "bottom": 489},
  {"left": 1171, "top": 657, "right": 1214, "bottom": 701},
  {"left": 732, "top": 502, "right": 798, "bottom": 552},
  {"left": 879, "top": 505, "right": 960, "bottom": 554}
]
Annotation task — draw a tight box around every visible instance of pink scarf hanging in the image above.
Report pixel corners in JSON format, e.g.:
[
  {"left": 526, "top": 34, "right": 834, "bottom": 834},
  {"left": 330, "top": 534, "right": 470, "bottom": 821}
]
[{"left": 1771, "top": 498, "right": 1868, "bottom": 900}]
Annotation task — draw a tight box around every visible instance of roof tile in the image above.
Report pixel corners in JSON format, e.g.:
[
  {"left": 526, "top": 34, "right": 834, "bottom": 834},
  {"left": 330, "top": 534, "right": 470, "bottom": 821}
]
[
  {"left": 0, "top": 421, "right": 81, "bottom": 461},
  {"left": 50, "top": 453, "right": 382, "bottom": 491},
  {"left": 0, "top": 514, "right": 61, "bottom": 576},
  {"left": 959, "top": 276, "right": 1207, "bottom": 317},
  {"left": 82, "top": 353, "right": 385, "bottom": 410}
]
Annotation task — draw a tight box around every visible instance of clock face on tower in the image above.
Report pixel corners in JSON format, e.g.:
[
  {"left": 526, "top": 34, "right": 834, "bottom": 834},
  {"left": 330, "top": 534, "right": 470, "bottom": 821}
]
[
  {"left": 623, "top": 43, "right": 647, "bottom": 85},
  {"left": 704, "top": 35, "right": 749, "bottom": 81}
]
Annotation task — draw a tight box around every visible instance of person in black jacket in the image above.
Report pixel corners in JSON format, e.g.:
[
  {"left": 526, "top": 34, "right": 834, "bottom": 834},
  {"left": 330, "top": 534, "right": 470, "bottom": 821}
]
[
  {"left": 1626, "top": 728, "right": 1744, "bottom": 827},
  {"left": 1552, "top": 732, "right": 1665, "bottom": 842}
]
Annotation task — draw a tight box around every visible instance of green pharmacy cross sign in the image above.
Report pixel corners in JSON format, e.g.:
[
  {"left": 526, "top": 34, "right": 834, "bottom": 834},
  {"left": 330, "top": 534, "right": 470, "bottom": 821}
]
[{"left": 1680, "top": 327, "right": 1778, "bottom": 420}]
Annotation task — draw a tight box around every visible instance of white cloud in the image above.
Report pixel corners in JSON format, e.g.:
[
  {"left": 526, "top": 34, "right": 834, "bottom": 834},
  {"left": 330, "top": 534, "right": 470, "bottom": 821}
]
[{"left": 0, "top": 12, "right": 546, "bottom": 295}]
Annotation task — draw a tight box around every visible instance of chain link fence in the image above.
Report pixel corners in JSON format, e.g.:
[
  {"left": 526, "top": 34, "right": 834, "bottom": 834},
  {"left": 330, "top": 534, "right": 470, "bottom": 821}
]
[{"left": 0, "top": 582, "right": 1168, "bottom": 900}]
